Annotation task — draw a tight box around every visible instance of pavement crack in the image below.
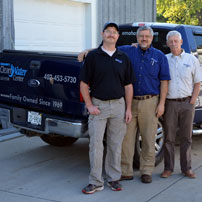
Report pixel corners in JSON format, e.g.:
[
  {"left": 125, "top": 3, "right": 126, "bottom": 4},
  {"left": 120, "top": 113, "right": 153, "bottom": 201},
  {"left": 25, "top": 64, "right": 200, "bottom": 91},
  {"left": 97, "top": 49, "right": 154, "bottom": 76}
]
[{"left": 145, "top": 164, "right": 202, "bottom": 202}]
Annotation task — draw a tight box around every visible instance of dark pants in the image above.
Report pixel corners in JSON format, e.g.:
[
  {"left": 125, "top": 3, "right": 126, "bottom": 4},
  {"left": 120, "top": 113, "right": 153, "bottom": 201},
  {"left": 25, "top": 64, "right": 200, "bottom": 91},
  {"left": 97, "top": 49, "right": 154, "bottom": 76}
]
[{"left": 163, "top": 98, "right": 195, "bottom": 172}]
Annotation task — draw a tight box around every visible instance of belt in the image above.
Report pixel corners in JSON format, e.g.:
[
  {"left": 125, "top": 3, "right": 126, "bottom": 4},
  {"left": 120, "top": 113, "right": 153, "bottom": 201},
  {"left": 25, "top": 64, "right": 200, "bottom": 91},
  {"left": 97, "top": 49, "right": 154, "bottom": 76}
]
[
  {"left": 133, "top": 95, "right": 156, "bottom": 100},
  {"left": 166, "top": 96, "right": 191, "bottom": 102}
]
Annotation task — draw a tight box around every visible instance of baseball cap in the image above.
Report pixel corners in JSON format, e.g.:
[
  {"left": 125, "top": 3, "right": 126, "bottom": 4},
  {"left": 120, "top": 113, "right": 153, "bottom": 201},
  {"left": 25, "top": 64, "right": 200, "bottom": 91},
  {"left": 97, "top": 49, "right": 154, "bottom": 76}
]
[{"left": 103, "top": 22, "right": 119, "bottom": 32}]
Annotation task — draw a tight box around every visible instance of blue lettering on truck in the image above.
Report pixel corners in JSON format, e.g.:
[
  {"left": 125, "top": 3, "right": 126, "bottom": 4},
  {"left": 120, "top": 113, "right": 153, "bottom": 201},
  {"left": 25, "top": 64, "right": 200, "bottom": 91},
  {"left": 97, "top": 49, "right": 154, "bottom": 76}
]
[
  {"left": 9, "top": 64, "right": 27, "bottom": 77},
  {"left": 0, "top": 62, "right": 27, "bottom": 82}
]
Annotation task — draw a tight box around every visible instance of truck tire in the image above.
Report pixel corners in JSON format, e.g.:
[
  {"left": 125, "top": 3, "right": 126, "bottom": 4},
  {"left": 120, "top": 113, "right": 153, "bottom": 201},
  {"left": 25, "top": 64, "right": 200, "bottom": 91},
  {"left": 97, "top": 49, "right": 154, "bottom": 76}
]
[
  {"left": 133, "top": 119, "right": 164, "bottom": 168},
  {"left": 40, "top": 134, "right": 78, "bottom": 147}
]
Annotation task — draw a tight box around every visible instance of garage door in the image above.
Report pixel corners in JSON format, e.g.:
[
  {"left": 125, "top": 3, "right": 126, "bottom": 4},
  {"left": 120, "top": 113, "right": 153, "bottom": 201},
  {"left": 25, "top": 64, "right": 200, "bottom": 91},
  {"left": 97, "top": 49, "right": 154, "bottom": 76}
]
[{"left": 14, "top": 0, "right": 87, "bottom": 52}]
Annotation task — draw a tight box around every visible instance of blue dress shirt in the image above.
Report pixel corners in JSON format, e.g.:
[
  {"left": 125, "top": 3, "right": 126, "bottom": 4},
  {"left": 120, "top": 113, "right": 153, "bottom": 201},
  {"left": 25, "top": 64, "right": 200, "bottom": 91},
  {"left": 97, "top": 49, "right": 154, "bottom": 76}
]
[{"left": 118, "top": 45, "right": 170, "bottom": 96}]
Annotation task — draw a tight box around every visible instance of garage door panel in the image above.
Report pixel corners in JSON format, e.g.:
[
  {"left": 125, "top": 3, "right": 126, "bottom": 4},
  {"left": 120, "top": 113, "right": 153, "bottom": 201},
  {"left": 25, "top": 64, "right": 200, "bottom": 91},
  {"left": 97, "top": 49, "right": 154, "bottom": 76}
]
[{"left": 14, "top": 0, "right": 86, "bottom": 52}]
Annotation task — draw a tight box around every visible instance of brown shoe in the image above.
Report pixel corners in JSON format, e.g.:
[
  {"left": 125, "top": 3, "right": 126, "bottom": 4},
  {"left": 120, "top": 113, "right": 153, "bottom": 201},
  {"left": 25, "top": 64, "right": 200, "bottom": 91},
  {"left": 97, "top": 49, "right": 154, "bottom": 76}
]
[
  {"left": 160, "top": 170, "right": 172, "bottom": 178},
  {"left": 183, "top": 170, "right": 196, "bottom": 179},
  {"left": 141, "top": 175, "right": 152, "bottom": 183},
  {"left": 120, "top": 175, "right": 134, "bottom": 181}
]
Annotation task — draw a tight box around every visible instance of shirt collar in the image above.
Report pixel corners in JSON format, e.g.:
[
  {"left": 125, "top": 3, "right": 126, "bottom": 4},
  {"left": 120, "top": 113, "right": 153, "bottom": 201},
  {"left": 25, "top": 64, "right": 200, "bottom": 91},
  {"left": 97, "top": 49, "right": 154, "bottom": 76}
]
[
  {"left": 171, "top": 49, "right": 185, "bottom": 58},
  {"left": 137, "top": 45, "right": 153, "bottom": 53},
  {"left": 97, "top": 46, "right": 123, "bottom": 56}
]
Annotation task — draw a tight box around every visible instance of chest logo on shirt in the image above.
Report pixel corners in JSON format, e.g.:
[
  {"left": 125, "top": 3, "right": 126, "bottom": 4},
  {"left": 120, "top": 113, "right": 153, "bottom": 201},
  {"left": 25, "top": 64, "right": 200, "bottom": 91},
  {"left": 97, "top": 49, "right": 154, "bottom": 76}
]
[
  {"left": 183, "top": 64, "right": 191, "bottom": 68},
  {"left": 151, "top": 58, "right": 158, "bottom": 66},
  {"left": 115, "top": 58, "right": 123, "bottom": 64}
]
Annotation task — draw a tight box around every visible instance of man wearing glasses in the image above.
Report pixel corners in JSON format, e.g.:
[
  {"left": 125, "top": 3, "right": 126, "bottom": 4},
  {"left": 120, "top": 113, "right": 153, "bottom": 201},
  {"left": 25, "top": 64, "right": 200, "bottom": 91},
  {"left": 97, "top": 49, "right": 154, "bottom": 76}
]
[{"left": 119, "top": 26, "right": 170, "bottom": 183}]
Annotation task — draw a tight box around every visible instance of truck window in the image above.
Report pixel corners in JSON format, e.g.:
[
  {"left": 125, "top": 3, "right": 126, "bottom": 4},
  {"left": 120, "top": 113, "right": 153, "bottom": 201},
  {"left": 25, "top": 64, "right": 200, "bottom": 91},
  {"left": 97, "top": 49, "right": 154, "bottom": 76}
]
[
  {"left": 117, "top": 28, "right": 171, "bottom": 54},
  {"left": 194, "top": 34, "right": 202, "bottom": 64}
]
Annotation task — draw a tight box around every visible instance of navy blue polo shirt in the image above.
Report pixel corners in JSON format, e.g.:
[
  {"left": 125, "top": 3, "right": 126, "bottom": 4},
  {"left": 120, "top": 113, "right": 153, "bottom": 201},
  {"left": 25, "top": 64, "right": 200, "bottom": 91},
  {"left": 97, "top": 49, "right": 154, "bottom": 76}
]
[
  {"left": 118, "top": 45, "right": 170, "bottom": 96},
  {"left": 80, "top": 47, "right": 135, "bottom": 100}
]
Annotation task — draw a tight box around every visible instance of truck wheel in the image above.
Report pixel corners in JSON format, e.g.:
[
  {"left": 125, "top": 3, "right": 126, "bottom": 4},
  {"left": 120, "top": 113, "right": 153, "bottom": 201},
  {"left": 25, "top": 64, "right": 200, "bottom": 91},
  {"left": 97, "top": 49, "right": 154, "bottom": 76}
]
[
  {"left": 40, "top": 134, "right": 78, "bottom": 147},
  {"left": 133, "top": 119, "right": 164, "bottom": 168}
]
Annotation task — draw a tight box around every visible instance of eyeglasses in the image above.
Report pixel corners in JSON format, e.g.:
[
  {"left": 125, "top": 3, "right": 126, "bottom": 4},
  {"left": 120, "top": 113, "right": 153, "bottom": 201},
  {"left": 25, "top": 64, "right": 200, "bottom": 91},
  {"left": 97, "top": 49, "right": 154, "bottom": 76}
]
[
  {"left": 104, "top": 30, "right": 119, "bottom": 35},
  {"left": 138, "top": 35, "right": 152, "bottom": 39}
]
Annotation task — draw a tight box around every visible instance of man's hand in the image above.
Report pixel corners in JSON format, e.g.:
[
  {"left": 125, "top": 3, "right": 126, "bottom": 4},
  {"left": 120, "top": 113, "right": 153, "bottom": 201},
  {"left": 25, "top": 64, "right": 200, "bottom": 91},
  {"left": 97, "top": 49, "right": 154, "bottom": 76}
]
[
  {"left": 77, "top": 50, "right": 89, "bottom": 62},
  {"left": 156, "top": 103, "right": 164, "bottom": 118},
  {"left": 131, "top": 43, "right": 138, "bottom": 48},
  {"left": 87, "top": 105, "right": 100, "bottom": 115},
  {"left": 190, "top": 98, "right": 196, "bottom": 105},
  {"left": 125, "top": 109, "right": 132, "bottom": 123}
]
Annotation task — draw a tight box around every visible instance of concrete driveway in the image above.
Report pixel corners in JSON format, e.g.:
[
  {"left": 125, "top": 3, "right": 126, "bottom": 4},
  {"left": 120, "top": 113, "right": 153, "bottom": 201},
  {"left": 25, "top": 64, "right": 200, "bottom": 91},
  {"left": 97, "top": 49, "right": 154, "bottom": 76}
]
[{"left": 0, "top": 133, "right": 202, "bottom": 202}]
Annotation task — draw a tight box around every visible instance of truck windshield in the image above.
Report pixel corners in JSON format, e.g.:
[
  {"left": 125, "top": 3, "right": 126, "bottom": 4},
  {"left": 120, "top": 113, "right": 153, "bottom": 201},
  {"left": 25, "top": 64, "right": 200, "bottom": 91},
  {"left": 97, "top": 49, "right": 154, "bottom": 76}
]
[{"left": 117, "top": 28, "right": 171, "bottom": 54}]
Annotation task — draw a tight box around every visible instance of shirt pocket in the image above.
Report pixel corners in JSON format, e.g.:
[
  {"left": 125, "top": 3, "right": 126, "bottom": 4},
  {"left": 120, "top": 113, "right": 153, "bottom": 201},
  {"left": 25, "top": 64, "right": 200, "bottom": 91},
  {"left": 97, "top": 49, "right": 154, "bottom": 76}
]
[
  {"left": 149, "top": 59, "right": 159, "bottom": 78},
  {"left": 179, "top": 65, "right": 191, "bottom": 79}
]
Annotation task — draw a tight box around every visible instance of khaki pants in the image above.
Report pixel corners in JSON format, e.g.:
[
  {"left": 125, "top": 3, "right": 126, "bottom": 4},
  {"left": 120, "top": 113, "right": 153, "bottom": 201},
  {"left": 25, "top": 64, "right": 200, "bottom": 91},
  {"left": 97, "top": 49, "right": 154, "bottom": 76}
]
[
  {"left": 88, "top": 97, "right": 126, "bottom": 186},
  {"left": 121, "top": 96, "right": 159, "bottom": 176}
]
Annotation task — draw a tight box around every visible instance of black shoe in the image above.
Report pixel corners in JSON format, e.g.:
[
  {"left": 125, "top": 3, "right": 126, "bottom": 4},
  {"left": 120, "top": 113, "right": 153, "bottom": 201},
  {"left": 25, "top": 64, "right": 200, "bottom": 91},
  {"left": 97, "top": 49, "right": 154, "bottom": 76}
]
[
  {"left": 82, "top": 184, "right": 104, "bottom": 194},
  {"left": 141, "top": 175, "right": 152, "bottom": 183},
  {"left": 107, "top": 181, "right": 122, "bottom": 191}
]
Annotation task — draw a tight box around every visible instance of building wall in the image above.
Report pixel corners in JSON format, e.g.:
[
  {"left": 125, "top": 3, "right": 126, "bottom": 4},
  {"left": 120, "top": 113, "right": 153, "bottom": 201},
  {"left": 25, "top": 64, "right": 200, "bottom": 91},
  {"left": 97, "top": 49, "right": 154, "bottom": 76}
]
[
  {"left": 96, "top": 0, "right": 156, "bottom": 44},
  {"left": 0, "top": 0, "right": 156, "bottom": 51},
  {"left": 0, "top": 0, "right": 15, "bottom": 51}
]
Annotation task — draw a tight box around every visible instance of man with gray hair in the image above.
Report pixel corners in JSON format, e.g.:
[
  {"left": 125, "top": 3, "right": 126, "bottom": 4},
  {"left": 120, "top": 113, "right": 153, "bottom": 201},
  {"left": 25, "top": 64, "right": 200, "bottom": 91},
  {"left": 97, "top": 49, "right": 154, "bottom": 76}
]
[
  {"left": 119, "top": 26, "right": 170, "bottom": 183},
  {"left": 161, "top": 30, "right": 202, "bottom": 179}
]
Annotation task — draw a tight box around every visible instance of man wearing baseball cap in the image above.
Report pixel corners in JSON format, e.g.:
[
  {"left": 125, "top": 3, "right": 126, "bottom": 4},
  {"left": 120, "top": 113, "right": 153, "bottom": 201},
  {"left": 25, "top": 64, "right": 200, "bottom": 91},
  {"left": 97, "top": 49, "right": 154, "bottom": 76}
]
[
  {"left": 80, "top": 22, "right": 135, "bottom": 194},
  {"left": 103, "top": 22, "right": 119, "bottom": 32}
]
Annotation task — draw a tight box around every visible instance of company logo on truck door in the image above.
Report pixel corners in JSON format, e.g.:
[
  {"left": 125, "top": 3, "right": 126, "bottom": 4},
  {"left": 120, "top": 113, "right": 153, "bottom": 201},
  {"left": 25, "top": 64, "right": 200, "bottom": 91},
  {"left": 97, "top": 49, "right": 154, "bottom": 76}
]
[{"left": 0, "top": 62, "right": 27, "bottom": 82}]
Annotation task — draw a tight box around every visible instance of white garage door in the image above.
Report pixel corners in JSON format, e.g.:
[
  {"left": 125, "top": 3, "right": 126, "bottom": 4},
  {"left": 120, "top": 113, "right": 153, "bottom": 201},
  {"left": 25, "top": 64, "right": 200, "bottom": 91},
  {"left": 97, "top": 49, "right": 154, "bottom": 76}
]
[{"left": 14, "top": 0, "right": 87, "bottom": 52}]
